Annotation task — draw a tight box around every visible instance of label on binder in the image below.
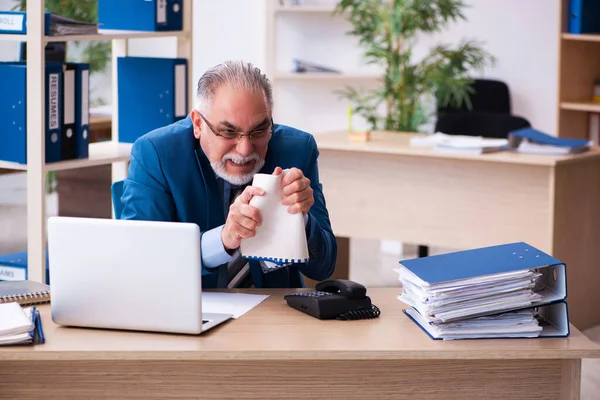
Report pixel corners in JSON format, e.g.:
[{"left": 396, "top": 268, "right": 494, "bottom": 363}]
[
  {"left": 175, "top": 64, "right": 186, "bottom": 117},
  {"left": 81, "top": 69, "right": 89, "bottom": 125},
  {"left": 64, "top": 70, "right": 75, "bottom": 125},
  {"left": 0, "top": 266, "right": 25, "bottom": 281},
  {"left": 48, "top": 73, "right": 59, "bottom": 130},
  {"left": 0, "top": 14, "right": 23, "bottom": 31},
  {"left": 157, "top": 0, "right": 167, "bottom": 24}
]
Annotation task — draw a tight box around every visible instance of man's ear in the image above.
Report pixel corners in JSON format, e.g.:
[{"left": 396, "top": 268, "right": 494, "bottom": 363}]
[{"left": 190, "top": 109, "right": 202, "bottom": 139}]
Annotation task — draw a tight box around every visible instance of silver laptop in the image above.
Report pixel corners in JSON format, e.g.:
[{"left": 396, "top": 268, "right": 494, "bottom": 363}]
[{"left": 47, "top": 216, "right": 232, "bottom": 334}]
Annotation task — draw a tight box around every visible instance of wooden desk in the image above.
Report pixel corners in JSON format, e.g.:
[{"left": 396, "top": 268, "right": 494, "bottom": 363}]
[
  {"left": 0, "top": 288, "right": 598, "bottom": 399},
  {"left": 315, "top": 132, "right": 600, "bottom": 330}
]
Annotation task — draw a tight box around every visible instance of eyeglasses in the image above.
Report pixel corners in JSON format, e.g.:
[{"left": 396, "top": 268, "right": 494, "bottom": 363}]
[{"left": 198, "top": 112, "right": 273, "bottom": 141}]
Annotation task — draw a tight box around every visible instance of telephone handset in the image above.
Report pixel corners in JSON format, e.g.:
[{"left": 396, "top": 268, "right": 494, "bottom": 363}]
[{"left": 284, "top": 279, "right": 381, "bottom": 320}]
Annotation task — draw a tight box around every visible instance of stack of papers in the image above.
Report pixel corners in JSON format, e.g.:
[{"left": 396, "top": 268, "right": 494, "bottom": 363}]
[
  {"left": 405, "top": 308, "right": 543, "bottom": 340},
  {"left": 410, "top": 132, "right": 508, "bottom": 155},
  {"left": 49, "top": 14, "right": 98, "bottom": 36},
  {"left": 397, "top": 269, "right": 542, "bottom": 324},
  {"left": 395, "top": 242, "right": 569, "bottom": 340},
  {"left": 0, "top": 302, "right": 45, "bottom": 346}
]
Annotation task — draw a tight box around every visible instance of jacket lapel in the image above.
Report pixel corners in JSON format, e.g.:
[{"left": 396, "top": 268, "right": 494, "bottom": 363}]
[{"left": 193, "top": 140, "right": 225, "bottom": 230}]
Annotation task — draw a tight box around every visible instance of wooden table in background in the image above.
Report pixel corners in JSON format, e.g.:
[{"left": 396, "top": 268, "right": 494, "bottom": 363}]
[
  {"left": 315, "top": 131, "right": 600, "bottom": 331},
  {"left": 0, "top": 288, "right": 597, "bottom": 400}
]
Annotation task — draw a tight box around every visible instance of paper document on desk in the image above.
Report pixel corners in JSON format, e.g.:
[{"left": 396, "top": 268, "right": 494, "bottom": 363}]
[
  {"left": 410, "top": 132, "right": 507, "bottom": 154},
  {"left": 202, "top": 292, "right": 269, "bottom": 319}
]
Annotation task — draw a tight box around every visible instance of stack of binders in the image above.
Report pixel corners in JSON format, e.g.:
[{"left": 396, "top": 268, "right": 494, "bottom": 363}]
[
  {"left": 396, "top": 242, "right": 569, "bottom": 340},
  {"left": 0, "top": 61, "right": 89, "bottom": 164}
]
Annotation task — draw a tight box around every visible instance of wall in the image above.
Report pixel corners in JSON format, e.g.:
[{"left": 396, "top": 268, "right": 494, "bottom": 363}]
[
  {"left": 412, "top": 0, "right": 560, "bottom": 135},
  {"left": 0, "top": 0, "right": 560, "bottom": 134},
  {"left": 267, "top": 0, "right": 561, "bottom": 135}
]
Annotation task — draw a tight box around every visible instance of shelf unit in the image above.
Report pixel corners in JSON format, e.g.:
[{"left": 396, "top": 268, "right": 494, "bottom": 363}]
[
  {"left": 265, "top": 0, "right": 382, "bottom": 133},
  {"left": 274, "top": 71, "right": 381, "bottom": 81},
  {"left": 0, "top": 0, "right": 194, "bottom": 284},
  {"left": 557, "top": 1, "right": 600, "bottom": 139}
]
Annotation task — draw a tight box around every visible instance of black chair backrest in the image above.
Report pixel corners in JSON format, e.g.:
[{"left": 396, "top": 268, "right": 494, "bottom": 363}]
[
  {"left": 437, "top": 79, "right": 511, "bottom": 114},
  {"left": 434, "top": 112, "right": 531, "bottom": 139}
]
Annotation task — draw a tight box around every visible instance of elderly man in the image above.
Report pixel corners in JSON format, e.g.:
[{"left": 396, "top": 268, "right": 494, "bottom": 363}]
[{"left": 120, "top": 60, "right": 337, "bottom": 288}]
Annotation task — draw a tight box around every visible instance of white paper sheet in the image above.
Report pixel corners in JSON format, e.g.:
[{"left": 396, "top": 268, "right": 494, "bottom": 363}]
[
  {"left": 201, "top": 292, "right": 269, "bottom": 319},
  {"left": 240, "top": 172, "right": 309, "bottom": 263}
]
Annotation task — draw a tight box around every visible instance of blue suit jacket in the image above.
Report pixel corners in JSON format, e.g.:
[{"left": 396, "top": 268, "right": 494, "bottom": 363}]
[{"left": 119, "top": 116, "right": 337, "bottom": 288}]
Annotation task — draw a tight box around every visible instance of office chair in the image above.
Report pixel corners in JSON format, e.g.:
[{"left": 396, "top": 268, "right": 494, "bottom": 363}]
[
  {"left": 434, "top": 112, "right": 532, "bottom": 139},
  {"left": 111, "top": 180, "right": 125, "bottom": 219},
  {"left": 418, "top": 81, "right": 526, "bottom": 258},
  {"left": 437, "top": 79, "right": 511, "bottom": 114}
]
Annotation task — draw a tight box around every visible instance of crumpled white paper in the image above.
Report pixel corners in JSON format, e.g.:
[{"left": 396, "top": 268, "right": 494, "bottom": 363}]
[{"left": 240, "top": 171, "right": 309, "bottom": 264}]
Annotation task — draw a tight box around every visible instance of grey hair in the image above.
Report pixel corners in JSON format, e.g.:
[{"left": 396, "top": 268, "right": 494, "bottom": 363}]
[{"left": 195, "top": 60, "right": 273, "bottom": 113}]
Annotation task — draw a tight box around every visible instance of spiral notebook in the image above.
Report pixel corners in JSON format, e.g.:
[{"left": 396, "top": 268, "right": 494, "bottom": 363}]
[
  {"left": 240, "top": 172, "right": 309, "bottom": 264},
  {"left": 0, "top": 280, "right": 51, "bottom": 306}
]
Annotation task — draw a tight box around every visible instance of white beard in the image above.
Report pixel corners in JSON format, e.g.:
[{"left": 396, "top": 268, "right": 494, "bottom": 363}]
[{"left": 210, "top": 151, "right": 265, "bottom": 186}]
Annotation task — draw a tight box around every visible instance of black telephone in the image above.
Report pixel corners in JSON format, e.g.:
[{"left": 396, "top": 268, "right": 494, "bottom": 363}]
[{"left": 284, "top": 279, "right": 381, "bottom": 320}]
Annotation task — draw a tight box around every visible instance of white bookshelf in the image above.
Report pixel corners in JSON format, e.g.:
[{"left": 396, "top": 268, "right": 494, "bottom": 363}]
[
  {"left": 265, "top": 0, "right": 382, "bottom": 133},
  {"left": 0, "top": 29, "right": 191, "bottom": 42},
  {"left": 0, "top": 0, "right": 194, "bottom": 284},
  {"left": 275, "top": 72, "right": 381, "bottom": 81},
  {"left": 274, "top": 5, "right": 338, "bottom": 13}
]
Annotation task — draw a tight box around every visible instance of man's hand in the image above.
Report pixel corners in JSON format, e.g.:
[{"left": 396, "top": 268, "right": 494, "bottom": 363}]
[
  {"left": 221, "top": 186, "right": 265, "bottom": 251},
  {"left": 276, "top": 167, "right": 314, "bottom": 216}
]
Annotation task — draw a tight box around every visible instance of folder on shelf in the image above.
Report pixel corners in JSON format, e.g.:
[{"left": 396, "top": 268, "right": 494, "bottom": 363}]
[
  {"left": 0, "top": 62, "right": 63, "bottom": 164},
  {"left": 0, "top": 11, "right": 96, "bottom": 36},
  {"left": 396, "top": 242, "right": 569, "bottom": 339},
  {"left": 98, "top": 0, "right": 183, "bottom": 32},
  {"left": 568, "top": 0, "right": 600, "bottom": 34},
  {"left": 0, "top": 11, "right": 51, "bottom": 35},
  {"left": 0, "top": 251, "right": 50, "bottom": 285},
  {"left": 117, "top": 56, "right": 188, "bottom": 143},
  {"left": 61, "top": 63, "right": 77, "bottom": 160},
  {"left": 60, "top": 62, "right": 90, "bottom": 160}
]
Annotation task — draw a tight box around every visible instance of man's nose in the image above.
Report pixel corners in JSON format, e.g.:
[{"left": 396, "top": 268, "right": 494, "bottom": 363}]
[{"left": 235, "top": 136, "right": 253, "bottom": 157}]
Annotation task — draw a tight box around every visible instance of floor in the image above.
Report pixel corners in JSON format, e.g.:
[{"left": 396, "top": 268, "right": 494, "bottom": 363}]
[{"left": 1, "top": 172, "right": 598, "bottom": 397}]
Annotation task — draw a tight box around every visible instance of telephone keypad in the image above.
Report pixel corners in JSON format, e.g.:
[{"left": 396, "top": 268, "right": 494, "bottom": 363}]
[{"left": 295, "top": 291, "right": 332, "bottom": 297}]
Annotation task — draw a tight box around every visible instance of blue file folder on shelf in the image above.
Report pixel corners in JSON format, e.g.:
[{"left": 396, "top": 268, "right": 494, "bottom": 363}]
[
  {"left": 117, "top": 57, "right": 188, "bottom": 143},
  {"left": 98, "top": 0, "right": 183, "bottom": 32},
  {"left": 60, "top": 62, "right": 90, "bottom": 160},
  {"left": 568, "top": 0, "right": 600, "bottom": 34},
  {"left": 0, "top": 62, "right": 62, "bottom": 164},
  {"left": 0, "top": 251, "right": 50, "bottom": 285},
  {"left": 0, "top": 11, "right": 51, "bottom": 34},
  {"left": 396, "top": 242, "right": 569, "bottom": 340},
  {"left": 0, "top": 12, "right": 96, "bottom": 35}
]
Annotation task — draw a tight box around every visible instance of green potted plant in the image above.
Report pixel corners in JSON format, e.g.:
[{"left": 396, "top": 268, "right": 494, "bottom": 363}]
[{"left": 335, "top": 0, "right": 495, "bottom": 132}]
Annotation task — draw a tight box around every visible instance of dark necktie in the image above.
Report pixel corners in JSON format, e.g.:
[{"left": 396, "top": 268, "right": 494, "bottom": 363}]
[{"left": 225, "top": 184, "right": 252, "bottom": 288}]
